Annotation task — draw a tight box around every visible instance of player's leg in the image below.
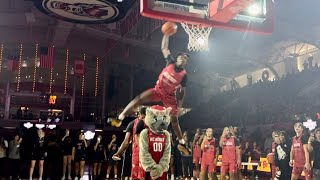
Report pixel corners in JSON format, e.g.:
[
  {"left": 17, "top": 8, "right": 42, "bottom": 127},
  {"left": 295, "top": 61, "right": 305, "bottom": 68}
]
[
  {"left": 170, "top": 116, "right": 184, "bottom": 142},
  {"left": 162, "top": 97, "right": 184, "bottom": 141},
  {"left": 118, "top": 89, "right": 157, "bottom": 120}
]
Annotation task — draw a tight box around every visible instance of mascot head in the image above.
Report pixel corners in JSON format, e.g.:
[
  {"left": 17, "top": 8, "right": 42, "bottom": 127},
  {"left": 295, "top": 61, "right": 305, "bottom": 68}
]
[{"left": 145, "top": 105, "right": 171, "bottom": 134}]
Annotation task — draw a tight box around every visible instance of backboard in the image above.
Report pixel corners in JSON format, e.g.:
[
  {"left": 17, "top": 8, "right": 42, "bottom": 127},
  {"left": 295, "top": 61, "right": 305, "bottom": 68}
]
[{"left": 140, "top": 0, "right": 273, "bottom": 34}]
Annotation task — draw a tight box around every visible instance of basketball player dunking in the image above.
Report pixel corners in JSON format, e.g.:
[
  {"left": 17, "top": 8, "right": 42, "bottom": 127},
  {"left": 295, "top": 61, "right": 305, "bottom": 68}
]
[{"left": 116, "top": 34, "right": 189, "bottom": 144}]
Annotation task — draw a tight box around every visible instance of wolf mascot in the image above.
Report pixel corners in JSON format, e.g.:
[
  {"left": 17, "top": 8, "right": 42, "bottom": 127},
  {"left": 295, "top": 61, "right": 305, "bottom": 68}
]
[{"left": 139, "top": 105, "right": 172, "bottom": 180}]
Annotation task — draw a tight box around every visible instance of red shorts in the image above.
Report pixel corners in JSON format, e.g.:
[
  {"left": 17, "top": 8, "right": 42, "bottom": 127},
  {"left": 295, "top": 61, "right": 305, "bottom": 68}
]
[
  {"left": 292, "top": 164, "right": 312, "bottom": 178},
  {"left": 149, "top": 88, "right": 178, "bottom": 116},
  {"left": 131, "top": 158, "right": 145, "bottom": 179},
  {"left": 193, "top": 156, "right": 201, "bottom": 164},
  {"left": 221, "top": 162, "right": 237, "bottom": 174},
  {"left": 201, "top": 163, "right": 216, "bottom": 173}
]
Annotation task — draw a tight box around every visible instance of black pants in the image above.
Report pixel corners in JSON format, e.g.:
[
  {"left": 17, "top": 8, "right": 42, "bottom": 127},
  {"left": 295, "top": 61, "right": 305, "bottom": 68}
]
[
  {"left": 9, "top": 159, "right": 20, "bottom": 177},
  {"left": 276, "top": 160, "right": 292, "bottom": 180},
  {"left": 181, "top": 156, "right": 193, "bottom": 178}
]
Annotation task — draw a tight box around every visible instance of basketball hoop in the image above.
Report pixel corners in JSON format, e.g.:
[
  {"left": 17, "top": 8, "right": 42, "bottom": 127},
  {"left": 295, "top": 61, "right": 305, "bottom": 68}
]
[{"left": 181, "top": 22, "right": 212, "bottom": 51}]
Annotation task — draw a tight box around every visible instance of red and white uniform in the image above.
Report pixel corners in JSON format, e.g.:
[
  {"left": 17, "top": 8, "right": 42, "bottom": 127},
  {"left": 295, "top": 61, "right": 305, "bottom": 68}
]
[
  {"left": 145, "top": 130, "right": 167, "bottom": 180},
  {"left": 131, "top": 118, "right": 145, "bottom": 179},
  {"left": 201, "top": 138, "right": 217, "bottom": 173},
  {"left": 149, "top": 63, "right": 186, "bottom": 116},
  {"left": 221, "top": 137, "right": 238, "bottom": 174},
  {"left": 292, "top": 134, "right": 312, "bottom": 178},
  {"left": 193, "top": 140, "right": 201, "bottom": 164}
]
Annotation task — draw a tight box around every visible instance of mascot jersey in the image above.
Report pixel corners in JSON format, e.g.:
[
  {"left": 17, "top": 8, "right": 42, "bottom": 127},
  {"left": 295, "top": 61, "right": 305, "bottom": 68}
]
[{"left": 146, "top": 129, "right": 167, "bottom": 180}]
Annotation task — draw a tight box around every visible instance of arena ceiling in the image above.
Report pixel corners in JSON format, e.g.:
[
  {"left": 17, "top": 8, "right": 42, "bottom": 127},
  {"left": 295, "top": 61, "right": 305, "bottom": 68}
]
[{"left": 1, "top": 0, "right": 320, "bottom": 81}]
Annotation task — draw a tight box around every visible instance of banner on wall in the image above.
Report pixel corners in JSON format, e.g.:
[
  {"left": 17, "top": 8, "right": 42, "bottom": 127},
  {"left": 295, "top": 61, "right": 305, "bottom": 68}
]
[{"left": 74, "top": 59, "right": 84, "bottom": 76}]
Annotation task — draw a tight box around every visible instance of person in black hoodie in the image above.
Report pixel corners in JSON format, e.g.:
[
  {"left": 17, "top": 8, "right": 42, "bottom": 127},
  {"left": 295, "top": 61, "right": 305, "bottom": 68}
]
[{"left": 274, "top": 131, "right": 292, "bottom": 180}]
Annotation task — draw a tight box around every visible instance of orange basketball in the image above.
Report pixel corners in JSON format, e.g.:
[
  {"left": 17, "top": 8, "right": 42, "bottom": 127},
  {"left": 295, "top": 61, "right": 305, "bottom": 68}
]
[
  {"left": 161, "top": 21, "right": 178, "bottom": 36},
  {"left": 267, "top": 153, "right": 275, "bottom": 163}
]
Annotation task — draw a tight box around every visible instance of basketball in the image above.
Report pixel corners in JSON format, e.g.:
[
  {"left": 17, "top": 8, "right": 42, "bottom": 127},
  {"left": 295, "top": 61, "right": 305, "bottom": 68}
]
[
  {"left": 161, "top": 21, "right": 178, "bottom": 36},
  {"left": 267, "top": 153, "right": 275, "bottom": 163}
]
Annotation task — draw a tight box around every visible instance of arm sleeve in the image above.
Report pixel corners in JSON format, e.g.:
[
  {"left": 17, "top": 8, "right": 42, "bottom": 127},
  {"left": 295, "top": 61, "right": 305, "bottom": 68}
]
[
  {"left": 125, "top": 121, "right": 134, "bottom": 133},
  {"left": 164, "top": 54, "right": 175, "bottom": 65},
  {"left": 301, "top": 135, "right": 308, "bottom": 145},
  {"left": 139, "top": 129, "right": 157, "bottom": 172},
  {"left": 135, "top": 120, "right": 145, "bottom": 135},
  {"left": 181, "top": 74, "right": 188, "bottom": 87},
  {"left": 158, "top": 131, "right": 171, "bottom": 172}
]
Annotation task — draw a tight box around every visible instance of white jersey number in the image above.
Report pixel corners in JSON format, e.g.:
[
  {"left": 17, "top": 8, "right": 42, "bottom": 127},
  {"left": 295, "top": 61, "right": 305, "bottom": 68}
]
[{"left": 153, "top": 142, "right": 163, "bottom": 152}]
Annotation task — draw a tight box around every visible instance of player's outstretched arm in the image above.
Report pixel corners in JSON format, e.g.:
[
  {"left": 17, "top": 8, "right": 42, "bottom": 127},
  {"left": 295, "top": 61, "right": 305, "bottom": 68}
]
[
  {"left": 161, "top": 35, "right": 170, "bottom": 58},
  {"left": 114, "top": 132, "right": 131, "bottom": 157},
  {"left": 139, "top": 129, "right": 157, "bottom": 172}
]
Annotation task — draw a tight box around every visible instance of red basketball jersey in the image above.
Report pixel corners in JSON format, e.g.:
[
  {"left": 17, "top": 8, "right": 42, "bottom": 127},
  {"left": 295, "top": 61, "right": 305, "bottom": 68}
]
[
  {"left": 132, "top": 118, "right": 140, "bottom": 161},
  {"left": 221, "top": 137, "right": 236, "bottom": 163},
  {"left": 292, "top": 135, "right": 306, "bottom": 166},
  {"left": 155, "top": 64, "right": 186, "bottom": 95},
  {"left": 193, "top": 143, "right": 201, "bottom": 158},
  {"left": 201, "top": 138, "right": 216, "bottom": 164}
]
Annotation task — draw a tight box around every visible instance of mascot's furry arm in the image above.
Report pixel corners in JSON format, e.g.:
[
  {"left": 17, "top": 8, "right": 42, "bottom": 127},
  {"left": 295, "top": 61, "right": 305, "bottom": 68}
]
[{"left": 139, "top": 129, "right": 171, "bottom": 179}]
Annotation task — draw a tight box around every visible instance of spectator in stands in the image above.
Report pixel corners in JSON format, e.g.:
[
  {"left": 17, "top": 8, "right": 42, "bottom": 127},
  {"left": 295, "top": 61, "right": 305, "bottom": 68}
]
[
  {"left": 61, "top": 129, "right": 73, "bottom": 180},
  {"left": 8, "top": 134, "right": 22, "bottom": 180},
  {"left": 181, "top": 131, "right": 193, "bottom": 179},
  {"left": 47, "top": 130, "right": 60, "bottom": 179},
  {"left": 29, "top": 129, "right": 46, "bottom": 180},
  {"left": 72, "top": 132, "right": 87, "bottom": 180},
  {"left": 308, "top": 128, "right": 320, "bottom": 180},
  {"left": 92, "top": 135, "right": 106, "bottom": 179},
  {"left": 0, "top": 136, "right": 8, "bottom": 179},
  {"left": 106, "top": 134, "right": 119, "bottom": 179},
  {"left": 252, "top": 141, "right": 261, "bottom": 178}
]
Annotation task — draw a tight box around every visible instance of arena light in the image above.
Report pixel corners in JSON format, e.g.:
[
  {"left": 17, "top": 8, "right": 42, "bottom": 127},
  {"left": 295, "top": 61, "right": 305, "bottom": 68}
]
[
  {"left": 303, "top": 118, "right": 317, "bottom": 131},
  {"left": 95, "top": 129, "right": 103, "bottom": 132},
  {"left": 84, "top": 130, "right": 95, "bottom": 140},
  {"left": 247, "top": 3, "right": 261, "bottom": 16},
  {"left": 35, "top": 124, "right": 45, "bottom": 129},
  {"left": 23, "top": 122, "right": 33, "bottom": 129},
  {"left": 47, "top": 124, "right": 57, "bottom": 129}
]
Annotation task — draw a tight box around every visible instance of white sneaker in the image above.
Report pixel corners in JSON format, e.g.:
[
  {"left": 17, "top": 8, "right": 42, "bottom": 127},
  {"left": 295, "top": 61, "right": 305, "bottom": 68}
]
[
  {"left": 61, "top": 176, "right": 65, "bottom": 180},
  {"left": 39, "top": 178, "right": 42, "bottom": 180},
  {"left": 29, "top": 178, "right": 32, "bottom": 180},
  {"left": 74, "top": 177, "right": 79, "bottom": 180},
  {"left": 171, "top": 174, "right": 175, "bottom": 180},
  {"left": 79, "top": 177, "right": 83, "bottom": 180}
]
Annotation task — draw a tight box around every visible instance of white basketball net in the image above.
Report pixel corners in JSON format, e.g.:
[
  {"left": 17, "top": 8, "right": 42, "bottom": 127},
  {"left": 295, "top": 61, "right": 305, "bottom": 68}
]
[{"left": 181, "top": 22, "right": 212, "bottom": 51}]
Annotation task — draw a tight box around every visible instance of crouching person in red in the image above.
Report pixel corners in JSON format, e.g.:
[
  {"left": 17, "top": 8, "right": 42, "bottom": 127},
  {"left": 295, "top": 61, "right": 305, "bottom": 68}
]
[
  {"left": 219, "top": 127, "right": 241, "bottom": 180},
  {"left": 139, "top": 105, "right": 172, "bottom": 180}
]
